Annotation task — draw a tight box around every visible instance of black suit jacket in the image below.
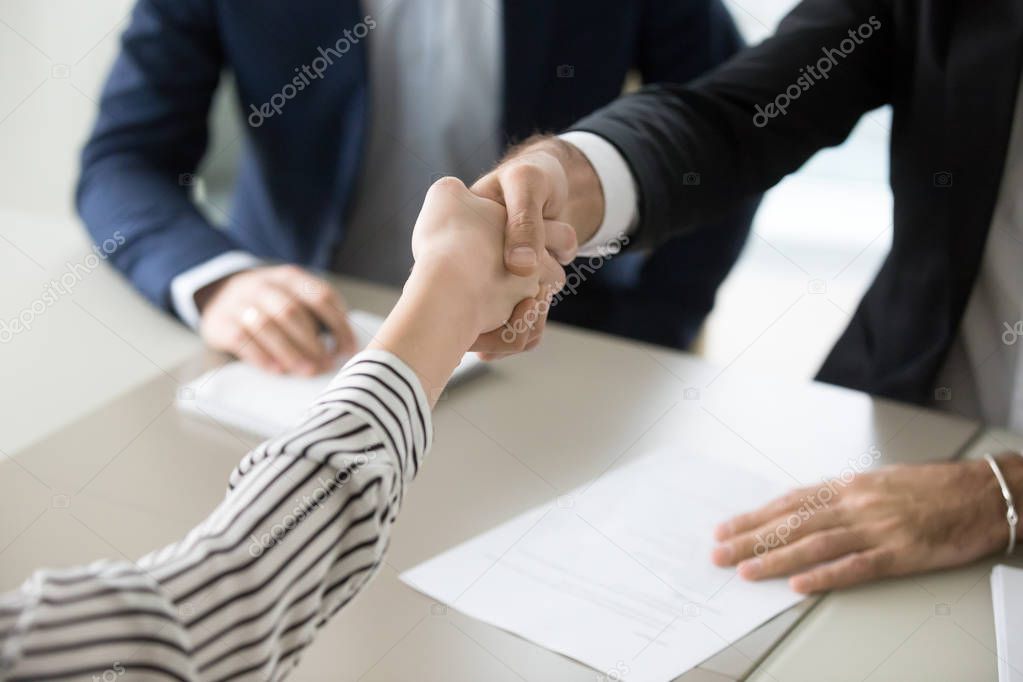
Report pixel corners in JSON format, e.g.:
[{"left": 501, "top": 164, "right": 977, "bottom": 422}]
[{"left": 571, "top": 0, "right": 1023, "bottom": 404}]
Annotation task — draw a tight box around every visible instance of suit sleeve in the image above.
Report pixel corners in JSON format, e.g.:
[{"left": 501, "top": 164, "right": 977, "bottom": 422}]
[
  {"left": 76, "top": 0, "right": 241, "bottom": 311},
  {"left": 572, "top": 0, "right": 894, "bottom": 250}
]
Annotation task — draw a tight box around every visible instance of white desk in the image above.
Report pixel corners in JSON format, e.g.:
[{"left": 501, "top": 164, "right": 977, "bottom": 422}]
[
  {"left": 749, "top": 429, "right": 1023, "bottom": 682},
  {"left": 0, "top": 277, "right": 981, "bottom": 681}
]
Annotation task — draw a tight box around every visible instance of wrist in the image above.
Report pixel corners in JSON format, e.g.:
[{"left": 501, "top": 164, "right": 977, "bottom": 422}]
[
  {"left": 194, "top": 271, "right": 239, "bottom": 314},
  {"left": 405, "top": 260, "right": 484, "bottom": 344},
  {"left": 368, "top": 269, "right": 477, "bottom": 405},
  {"left": 519, "top": 136, "right": 604, "bottom": 245},
  {"left": 978, "top": 453, "right": 1023, "bottom": 555}
]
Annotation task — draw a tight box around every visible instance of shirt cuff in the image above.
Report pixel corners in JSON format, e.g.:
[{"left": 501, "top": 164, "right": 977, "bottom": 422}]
[
  {"left": 558, "top": 131, "right": 639, "bottom": 258},
  {"left": 170, "top": 251, "right": 266, "bottom": 329}
]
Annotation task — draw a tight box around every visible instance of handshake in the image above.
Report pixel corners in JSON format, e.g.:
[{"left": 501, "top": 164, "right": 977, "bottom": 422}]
[{"left": 197, "top": 136, "right": 608, "bottom": 374}]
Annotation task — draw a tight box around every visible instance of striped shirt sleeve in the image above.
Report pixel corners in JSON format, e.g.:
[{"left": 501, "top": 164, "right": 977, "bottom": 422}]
[{"left": 0, "top": 350, "right": 432, "bottom": 681}]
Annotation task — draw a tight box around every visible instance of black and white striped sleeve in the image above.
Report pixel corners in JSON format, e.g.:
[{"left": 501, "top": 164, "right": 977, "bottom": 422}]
[{"left": 0, "top": 350, "right": 432, "bottom": 681}]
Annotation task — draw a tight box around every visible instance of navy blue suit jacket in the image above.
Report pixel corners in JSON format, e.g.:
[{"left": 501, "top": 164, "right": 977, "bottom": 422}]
[{"left": 78, "top": 0, "right": 757, "bottom": 349}]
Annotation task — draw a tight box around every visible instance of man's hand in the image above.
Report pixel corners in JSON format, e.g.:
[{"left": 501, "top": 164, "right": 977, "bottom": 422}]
[
  {"left": 469, "top": 135, "right": 605, "bottom": 358},
  {"left": 711, "top": 456, "right": 1023, "bottom": 593},
  {"left": 196, "top": 264, "right": 357, "bottom": 376}
]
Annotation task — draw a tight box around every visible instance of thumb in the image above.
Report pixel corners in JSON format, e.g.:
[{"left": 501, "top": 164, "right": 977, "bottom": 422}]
[{"left": 501, "top": 173, "right": 547, "bottom": 277}]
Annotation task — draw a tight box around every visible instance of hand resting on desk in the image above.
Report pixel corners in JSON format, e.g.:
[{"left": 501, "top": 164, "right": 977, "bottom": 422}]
[{"left": 712, "top": 455, "right": 1023, "bottom": 593}]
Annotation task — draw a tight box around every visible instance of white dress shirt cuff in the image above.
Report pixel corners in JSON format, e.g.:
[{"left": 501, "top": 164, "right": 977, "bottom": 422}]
[
  {"left": 170, "top": 251, "right": 266, "bottom": 330},
  {"left": 558, "top": 131, "right": 639, "bottom": 258}
]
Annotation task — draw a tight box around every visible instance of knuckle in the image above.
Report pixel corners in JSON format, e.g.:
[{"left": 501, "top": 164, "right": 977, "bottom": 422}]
[
  {"left": 505, "top": 162, "right": 544, "bottom": 188},
  {"left": 281, "top": 264, "right": 304, "bottom": 278},
  {"left": 847, "top": 552, "right": 874, "bottom": 575},
  {"left": 308, "top": 286, "right": 334, "bottom": 306},
  {"left": 508, "top": 208, "right": 541, "bottom": 235},
  {"left": 279, "top": 299, "right": 304, "bottom": 322},
  {"left": 810, "top": 531, "right": 838, "bottom": 554},
  {"left": 872, "top": 549, "right": 895, "bottom": 574},
  {"left": 429, "top": 176, "right": 465, "bottom": 196},
  {"left": 225, "top": 326, "right": 249, "bottom": 348}
]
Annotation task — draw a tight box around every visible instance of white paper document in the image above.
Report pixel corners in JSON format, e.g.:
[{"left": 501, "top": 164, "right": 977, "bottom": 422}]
[
  {"left": 992, "top": 564, "right": 1023, "bottom": 682},
  {"left": 401, "top": 446, "right": 804, "bottom": 682},
  {"left": 177, "top": 309, "right": 483, "bottom": 438}
]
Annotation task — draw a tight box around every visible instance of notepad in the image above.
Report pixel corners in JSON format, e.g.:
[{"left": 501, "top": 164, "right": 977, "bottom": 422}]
[
  {"left": 401, "top": 446, "right": 804, "bottom": 682},
  {"left": 992, "top": 564, "right": 1023, "bottom": 682},
  {"left": 176, "top": 309, "right": 483, "bottom": 438}
]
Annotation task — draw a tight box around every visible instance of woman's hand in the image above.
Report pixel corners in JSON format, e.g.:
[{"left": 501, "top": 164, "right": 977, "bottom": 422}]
[
  {"left": 711, "top": 454, "right": 1023, "bottom": 593},
  {"left": 410, "top": 177, "right": 565, "bottom": 335},
  {"left": 370, "top": 177, "right": 563, "bottom": 404}
]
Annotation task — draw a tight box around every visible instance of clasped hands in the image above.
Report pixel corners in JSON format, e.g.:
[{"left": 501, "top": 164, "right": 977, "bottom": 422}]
[{"left": 197, "top": 137, "right": 599, "bottom": 374}]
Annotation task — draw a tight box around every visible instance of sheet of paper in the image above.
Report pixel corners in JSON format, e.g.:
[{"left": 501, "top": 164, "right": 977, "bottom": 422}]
[
  {"left": 401, "top": 446, "right": 804, "bottom": 682},
  {"left": 176, "top": 309, "right": 483, "bottom": 438},
  {"left": 992, "top": 564, "right": 1023, "bottom": 682}
]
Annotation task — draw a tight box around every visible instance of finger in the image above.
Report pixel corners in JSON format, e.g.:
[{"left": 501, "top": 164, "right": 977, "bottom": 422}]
[
  {"left": 501, "top": 164, "right": 548, "bottom": 276},
  {"left": 734, "top": 528, "right": 865, "bottom": 581},
  {"left": 232, "top": 328, "right": 282, "bottom": 373},
  {"left": 539, "top": 251, "right": 566, "bottom": 291},
  {"left": 288, "top": 275, "right": 356, "bottom": 355},
  {"left": 543, "top": 220, "right": 578, "bottom": 265},
  {"left": 714, "top": 487, "right": 814, "bottom": 541},
  {"left": 788, "top": 548, "right": 895, "bottom": 593},
  {"left": 261, "top": 284, "right": 329, "bottom": 366},
  {"left": 712, "top": 507, "right": 839, "bottom": 566},
  {"left": 242, "top": 308, "right": 317, "bottom": 375},
  {"left": 470, "top": 297, "right": 542, "bottom": 354},
  {"left": 522, "top": 289, "right": 552, "bottom": 349}
]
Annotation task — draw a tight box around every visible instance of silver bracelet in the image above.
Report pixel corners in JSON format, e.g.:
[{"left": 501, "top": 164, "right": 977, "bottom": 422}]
[{"left": 984, "top": 453, "right": 1019, "bottom": 556}]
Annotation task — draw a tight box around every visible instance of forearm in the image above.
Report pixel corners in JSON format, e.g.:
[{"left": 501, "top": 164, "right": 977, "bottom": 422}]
[{"left": 0, "top": 352, "right": 430, "bottom": 679}]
